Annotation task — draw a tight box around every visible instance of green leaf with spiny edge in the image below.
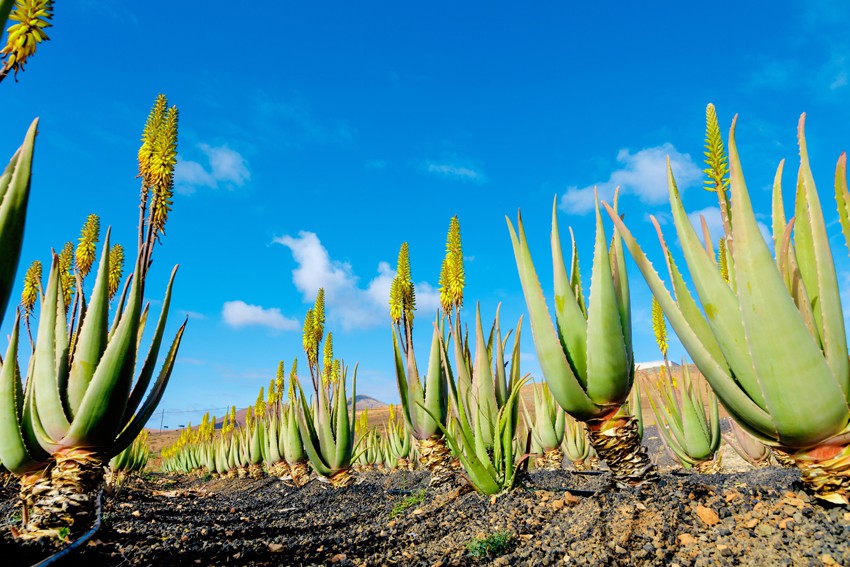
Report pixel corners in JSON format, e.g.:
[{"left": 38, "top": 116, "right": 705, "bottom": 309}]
[
  {"left": 772, "top": 160, "right": 788, "bottom": 263},
  {"left": 493, "top": 305, "right": 508, "bottom": 408},
  {"left": 727, "top": 115, "right": 848, "bottom": 447},
  {"left": 835, "top": 153, "right": 850, "bottom": 256},
  {"left": 293, "top": 379, "right": 333, "bottom": 476},
  {"left": 333, "top": 364, "right": 355, "bottom": 470},
  {"left": 550, "top": 198, "right": 588, "bottom": 383},
  {"left": 0, "top": 316, "right": 46, "bottom": 473},
  {"left": 62, "top": 251, "right": 144, "bottom": 448},
  {"left": 32, "top": 258, "right": 70, "bottom": 442},
  {"left": 0, "top": 119, "right": 37, "bottom": 325},
  {"left": 797, "top": 116, "right": 849, "bottom": 399},
  {"left": 609, "top": 189, "right": 632, "bottom": 356},
  {"left": 472, "top": 304, "right": 498, "bottom": 448},
  {"left": 569, "top": 227, "right": 586, "bottom": 317},
  {"left": 67, "top": 230, "right": 112, "bottom": 417},
  {"left": 122, "top": 266, "right": 178, "bottom": 425},
  {"left": 602, "top": 201, "right": 776, "bottom": 438},
  {"left": 506, "top": 213, "right": 598, "bottom": 419},
  {"left": 665, "top": 160, "right": 767, "bottom": 410},
  {"left": 584, "top": 196, "right": 629, "bottom": 406},
  {"left": 793, "top": 169, "right": 822, "bottom": 347},
  {"left": 111, "top": 321, "right": 186, "bottom": 457},
  {"left": 422, "top": 318, "right": 448, "bottom": 433}
]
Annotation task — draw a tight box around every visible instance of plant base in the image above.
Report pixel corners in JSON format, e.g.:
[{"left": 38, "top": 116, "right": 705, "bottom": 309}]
[
  {"left": 248, "top": 463, "right": 264, "bottom": 479},
  {"left": 19, "top": 448, "right": 105, "bottom": 540},
  {"left": 772, "top": 450, "right": 797, "bottom": 469},
  {"left": 587, "top": 414, "right": 656, "bottom": 487},
  {"left": 693, "top": 455, "right": 723, "bottom": 474},
  {"left": 288, "top": 461, "right": 310, "bottom": 487},
  {"left": 395, "top": 457, "right": 414, "bottom": 471},
  {"left": 418, "top": 437, "right": 454, "bottom": 487},
  {"left": 328, "top": 468, "right": 355, "bottom": 488},
  {"left": 535, "top": 448, "right": 564, "bottom": 470},
  {"left": 791, "top": 446, "right": 850, "bottom": 505}
]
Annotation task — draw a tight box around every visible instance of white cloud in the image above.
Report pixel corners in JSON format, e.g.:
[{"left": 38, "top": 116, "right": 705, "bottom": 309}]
[
  {"left": 424, "top": 161, "right": 487, "bottom": 184},
  {"left": 560, "top": 144, "right": 701, "bottom": 214},
  {"left": 175, "top": 144, "right": 250, "bottom": 195},
  {"left": 274, "top": 231, "right": 441, "bottom": 330},
  {"left": 222, "top": 300, "right": 299, "bottom": 331},
  {"left": 178, "top": 309, "right": 206, "bottom": 320}
]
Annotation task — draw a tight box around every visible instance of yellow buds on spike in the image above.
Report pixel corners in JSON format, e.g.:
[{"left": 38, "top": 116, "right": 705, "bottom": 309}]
[
  {"left": 108, "top": 244, "right": 125, "bottom": 300},
  {"left": 75, "top": 214, "right": 100, "bottom": 279},
  {"left": 717, "top": 238, "right": 729, "bottom": 283},
  {"left": 267, "top": 378, "right": 276, "bottom": 406},
  {"left": 331, "top": 359, "right": 340, "bottom": 385},
  {"left": 439, "top": 216, "right": 464, "bottom": 314},
  {"left": 388, "top": 403, "right": 396, "bottom": 424},
  {"left": 58, "top": 241, "right": 75, "bottom": 310},
  {"left": 703, "top": 103, "right": 730, "bottom": 194},
  {"left": 255, "top": 387, "right": 266, "bottom": 418},
  {"left": 312, "top": 289, "right": 325, "bottom": 346},
  {"left": 246, "top": 406, "right": 254, "bottom": 429},
  {"left": 21, "top": 259, "right": 41, "bottom": 317},
  {"left": 0, "top": 0, "right": 54, "bottom": 79},
  {"left": 651, "top": 297, "right": 668, "bottom": 358},
  {"left": 322, "top": 332, "right": 334, "bottom": 386},
  {"left": 138, "top": 94, "right": 179, "bottom": 235},
  {"left": 303, "top": 309, "right": 317, "bottom": 364},
  {"left": 390, "top": 243, "right": 415, "bottom": 325}
]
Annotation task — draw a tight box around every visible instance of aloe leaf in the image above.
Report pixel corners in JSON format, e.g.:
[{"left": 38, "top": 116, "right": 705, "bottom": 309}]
[
  {"left": 63, "top": 259, "right": 143, "bottom": 448},
  {"left": 793, "top": 170, "right": 822, "bottom": 346},
  {"left": 835, "top": 153, "right": 850, "bottom": 255},
  {"left": 603, "top": 202, "right": 776, "bottom": 437},
  {"left": 67, "top": 231, "right": 113, "bottom": 416},
  {"left": 584, "top": 197, "right": 629, "bottom": 406},
  {"left": 727, "top": 116, "right": 848, "bottom": 447},
  {"left": 334, "top": 365, "right": 354, "bottom": 469},
  {"left": 472, "top": 305, "right": 498, "bottom": 446},
  {"left": 0, "top": 317, "right": 44, "bottom": 473},
  {"left": 0, "top": 119, "right": 37, "bottom": 324},
  {"left": 31, "top": 258, "right": 70, "bottom": 442},
  {"left": 609, "top": 190, "right": 632, "bottom": 354},
  {"left": 111, "top": 321, "right": 186, "bottom": 456},
  {"left": 423, "top": 320, "right": 447, "bottom": 431},
  {"left": 551, "top": 199, "right": 588, "bottom": 381},
  {"left": 294, "top": 380, "right": 332, "bottom": 475},
  {"left": 122, "top": 266, "right": 178, "bottom": 424},
  {"left": 506, "top": 214, "right": 597, "bottom": 419},
  {"left": 772, "top": 160, "right": 787, "bottom": 262},
  {"left": 667, "top": 162, "right": 767, "bottom": 409},
  {"left": 797, "top": 116, "right": 849, "bottom": 398}
]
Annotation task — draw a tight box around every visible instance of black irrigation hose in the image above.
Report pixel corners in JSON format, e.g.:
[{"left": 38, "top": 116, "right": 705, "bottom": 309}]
[
  {"left": 387, "top": 489, "right": 416, "bottom": 495},
  {"left": 32, "top": 489, "right": 104, "bottom": 567},
  {"left": 569, "top": 470, "right": 607, "bottom": 476}
]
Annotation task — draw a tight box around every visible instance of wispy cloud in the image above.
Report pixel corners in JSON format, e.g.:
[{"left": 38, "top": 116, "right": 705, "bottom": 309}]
[
  {"left": 179, "top": 309, "right": 206, "bottom": 320},
  {"left": 274, "top": 231, "right": 440, "bottom": 330},
  {"left": 560, "top": 144, "right": 701, "bottom": 214},
  {"left": 222, "top": 300, "right": 299, "bottom": 331},
  {"left": 421, "top": 153, "right": 488, "bottom": 184},
  {"left": 252, "top": 91, "right": 353, "bottom": 147},
  {"left": 175, "top": 143, "right": 250, "bottom": 195}
]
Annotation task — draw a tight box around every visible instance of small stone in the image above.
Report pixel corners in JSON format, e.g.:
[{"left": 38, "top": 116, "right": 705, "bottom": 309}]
[
  {"left": 494, "top": 558, "right": 510, "bottom": 566},
  {"left": 563, "top": 492, "right": 580, "bottom": 506},
  {"left": 725, "top": 490, "right": 741, "bottom": 503},
  {"left": 677, "top": 534, "right": 696, "bottom": 546},
  {"left": 615, "top": 545, "right": 627, "bottom": 554},
  {"left": 744, "top": 519, "right": 759, "bottom": 529},
  {"left": 784, "top": 497, "right": 805, "bottom": 509},
  {"left": 695, "top": 505, "right": 720, "bottom": 526},
  {"left": 490, "top": 495, "right": 498, "bottom": 505},
  {"left": 387, "top": 520, "right": 396, "bottom": 528},
  {"left": 229, "top": 507, "right": 236, "bottom": 514},
  {"left": 716, "top": 545, "right": 728, "bottom": 551},
  {"left": 200, "top": 529, "right": 207, "bottom": 536},
  {"left": 431, "top": 562, "right": 444, "bottom": 567},
  {"left": 412, "top": 508, "right": 424, "bottom": 515},
  {"left": 778, "top": 518, "right": 794, "bottom": 530},
  {"left": 331, "top": 554, "right": 347, "bottom": 563},
  {"left": 821, "top": 554, "right": 838, "bottom": 566},
  {"left": 268, "top": 543, "right": 283, "bottom": 552},
  {"left": 552, "top": 499, "right": 565, "bottom": 511},
  {"left": 755, "top": 524, "right": 775, "bottom": 537},
  {"left": 131, "top": 511, "right": 140, "bottom": 517},
  {"left": 636, "top": 502, "right": 647, "bottom": 511}
]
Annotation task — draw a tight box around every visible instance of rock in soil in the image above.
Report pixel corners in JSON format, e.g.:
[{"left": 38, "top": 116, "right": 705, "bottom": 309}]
[{"left": 0, "top": 466, "right": 848, "bottom": 565}]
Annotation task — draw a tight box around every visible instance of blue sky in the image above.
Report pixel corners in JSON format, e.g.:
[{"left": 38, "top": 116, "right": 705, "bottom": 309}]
[{"left": 3, "top": 1, "right": 850, "bottom": 428}]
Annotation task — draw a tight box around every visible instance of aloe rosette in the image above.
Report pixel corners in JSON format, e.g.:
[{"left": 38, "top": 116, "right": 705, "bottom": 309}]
[
  {"left": 722, "top": 418, "right": 771, "bottom": 469},
  {"left": 645, "top": 363, "right": 722, "bottom": 473},
  {"left": 605, "top": 114, "right": 850, "bottom": 504},
  {"left": 523, "top": 382, "right": 565, "bottom": 470},
  {"left": 507, "top": 193, "right": 656, "bottom": 485},
  {"left": 562, "top": 414, "right": 596, "bottom": 471}
]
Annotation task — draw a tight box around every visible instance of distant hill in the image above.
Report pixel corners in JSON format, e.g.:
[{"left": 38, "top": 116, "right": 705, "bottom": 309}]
[{"left": 350, "top": 395, "right": 388, "bottom": 410}]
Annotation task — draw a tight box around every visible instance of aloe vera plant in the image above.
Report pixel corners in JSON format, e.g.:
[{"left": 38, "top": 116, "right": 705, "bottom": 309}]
[
  {"left": 523, "top": 382, "right": 565, "bottom": 470},
  {"left": 605, "top": 110, "right": 850, "bottom": 504},
  {"left": 0, "top": 95, "right": 186, "bottom": 537},
  {"left": 722, "top": 418, "right": 771, "bottom": 469},
  {"left": 507, "top": 192, "right": 656, "bottom": 485}
]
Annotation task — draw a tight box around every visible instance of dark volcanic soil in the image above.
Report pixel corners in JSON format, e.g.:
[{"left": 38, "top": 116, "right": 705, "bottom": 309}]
[{"left": 1, "top": 465, "right": 848, "bottom": 567}]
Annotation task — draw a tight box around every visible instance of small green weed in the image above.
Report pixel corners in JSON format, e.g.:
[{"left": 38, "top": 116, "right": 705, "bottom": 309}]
[
  {"left": 389, "top": 489, "right": 426, "bottom": 518},
  {"left": 465, "top": 531, "right": 516, "bottom": 559}
]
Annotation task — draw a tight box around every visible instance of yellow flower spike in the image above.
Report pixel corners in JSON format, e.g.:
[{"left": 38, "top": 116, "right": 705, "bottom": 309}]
[
  {"left": 439, "top": 216, "right": 464, "bottom": 313},
  {"left": 57, "top": 241, "right": 75, "bottom": 309},
  {"left": 717, "top": 238, "right": 729, "bottom": 283},
  {"left": 0, "top": 0, "right": 54, "bottom": 79},
  {"left": 150, "top": 105, "right": 178, "bottom": 235},
  {"left": 312, "top": 289, "right": 325, "bottom": 347},
  {"left": 255, "top": 387, "right": 265, "bottom": 418},
  {"left": 267, "top": 378, "right": 276, "bottom": 406},
  {"left": 20, "top": 259, "right": 40, "bottom": 317},
  {"left": 302, "top": 309, "right": 316, "bottom": 363},
  {"left": 107, "top": 244, "right": 124, "bottom": 300},
  {"left": 275, "top": 361, "right": 285, "bottom": 400},
  {"left": 75, "top": 214, "right": 100, "bottom": 279},
  {"left": 331, "top": 359, "right": 340, "bottom": 385},
  {"left": 322, "top": 332, "right": 334, "bottom": 386},
  {"left": 246, "top": 406, "right": 254, "bottom": 430},
  {"left": 703, "top": 103, "right": 730, "bottom": 194},
  {"left": 137, "top": 95, "right": 168, "bottom": 193},
  {"left": 651, "top": 297, "right": 668, "bottom": 359},
  {"left": 288, "top": 358, "right": 298, "bottom": 400}
]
